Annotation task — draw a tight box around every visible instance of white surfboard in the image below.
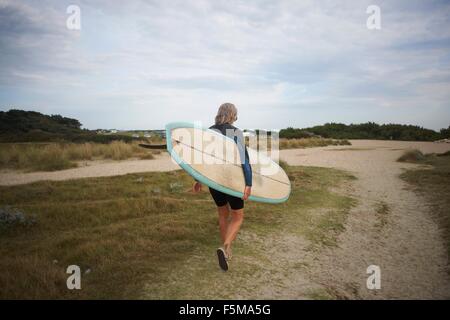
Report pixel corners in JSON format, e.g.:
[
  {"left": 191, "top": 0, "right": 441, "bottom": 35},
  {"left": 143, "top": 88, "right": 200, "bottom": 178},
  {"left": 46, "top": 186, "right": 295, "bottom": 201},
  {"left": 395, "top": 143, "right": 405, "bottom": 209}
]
[{"left": 166, "top": 122, "right": 291, "bottom": 204}]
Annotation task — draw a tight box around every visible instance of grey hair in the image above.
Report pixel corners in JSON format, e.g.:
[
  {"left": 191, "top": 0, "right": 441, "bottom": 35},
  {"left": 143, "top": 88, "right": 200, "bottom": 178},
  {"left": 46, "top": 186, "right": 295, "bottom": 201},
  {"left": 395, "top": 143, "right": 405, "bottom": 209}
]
[{"left": 215, "top": 103, "right": 238, "bottom": 125}]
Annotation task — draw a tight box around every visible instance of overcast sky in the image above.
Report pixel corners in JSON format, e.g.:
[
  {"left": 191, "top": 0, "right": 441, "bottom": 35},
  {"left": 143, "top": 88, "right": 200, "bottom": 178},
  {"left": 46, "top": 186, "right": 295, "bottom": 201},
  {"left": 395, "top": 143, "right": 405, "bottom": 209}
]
[{"left": 1, "top": 0, "right": 449, "bottom": 130}]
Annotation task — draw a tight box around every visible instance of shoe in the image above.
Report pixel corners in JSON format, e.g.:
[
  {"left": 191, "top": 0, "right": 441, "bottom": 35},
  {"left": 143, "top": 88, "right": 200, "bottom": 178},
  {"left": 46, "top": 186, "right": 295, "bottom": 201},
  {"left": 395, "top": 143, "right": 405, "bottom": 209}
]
[{"left": 217, "top": 248, "right": 229, "bottom": 271}]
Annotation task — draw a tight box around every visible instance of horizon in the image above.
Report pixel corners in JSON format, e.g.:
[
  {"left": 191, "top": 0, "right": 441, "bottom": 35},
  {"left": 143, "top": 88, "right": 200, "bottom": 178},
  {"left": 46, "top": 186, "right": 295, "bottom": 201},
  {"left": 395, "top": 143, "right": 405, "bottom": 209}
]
[
  {"left": 1, "top": 1, "right": 450, "bottom": 131},
  {"left": 2, "top": 107, "right": 448, "bottom": 133}
]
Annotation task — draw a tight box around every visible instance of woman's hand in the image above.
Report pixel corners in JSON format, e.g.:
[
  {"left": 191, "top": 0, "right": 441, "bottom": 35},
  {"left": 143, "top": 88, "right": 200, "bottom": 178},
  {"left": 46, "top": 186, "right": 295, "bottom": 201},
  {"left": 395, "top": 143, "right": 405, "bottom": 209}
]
[
  {"left": 193, "top": 181, "right": 202, "bottom": 193},
  {"left": 242, "top": 186, "right": 252, "bottom": 200}
]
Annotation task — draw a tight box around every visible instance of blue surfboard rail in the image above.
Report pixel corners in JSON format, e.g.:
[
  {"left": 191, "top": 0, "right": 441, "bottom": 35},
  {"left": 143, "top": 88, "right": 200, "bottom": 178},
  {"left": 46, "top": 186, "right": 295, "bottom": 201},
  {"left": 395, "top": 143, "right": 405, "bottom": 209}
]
[{"left": 165, "top": 122, "right": 290, "bottom": 204}]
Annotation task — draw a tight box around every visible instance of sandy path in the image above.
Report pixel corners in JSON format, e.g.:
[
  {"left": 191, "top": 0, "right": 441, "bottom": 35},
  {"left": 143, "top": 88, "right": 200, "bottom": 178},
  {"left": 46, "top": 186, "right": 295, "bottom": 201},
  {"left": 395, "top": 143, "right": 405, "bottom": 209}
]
[
  {"left": 281, "top": 140, "right": 450, "bottom": 299},
  {"left": 0, "top": 154, "right": 179, "bottom": 186}
]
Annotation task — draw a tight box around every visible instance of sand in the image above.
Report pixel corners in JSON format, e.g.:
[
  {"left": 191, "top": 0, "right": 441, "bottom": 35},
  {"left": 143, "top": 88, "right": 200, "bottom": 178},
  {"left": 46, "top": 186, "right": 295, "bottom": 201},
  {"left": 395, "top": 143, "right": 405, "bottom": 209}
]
[
  {"left": 0, "top": 154, "right": 179, "bottom": 186},
  {"left": 280, "top": 140, "right": 450, "bottom": 299}
]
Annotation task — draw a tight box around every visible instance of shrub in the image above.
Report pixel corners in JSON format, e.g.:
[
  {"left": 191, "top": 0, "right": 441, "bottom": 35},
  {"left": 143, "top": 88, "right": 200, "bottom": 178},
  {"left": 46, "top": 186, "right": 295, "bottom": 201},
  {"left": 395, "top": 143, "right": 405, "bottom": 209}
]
[
  {"left": 0, "top": 207, "right": 37, "bottom": 229},
  {"left": 397, "top": 149, "right": 425, "bottom": 163}
]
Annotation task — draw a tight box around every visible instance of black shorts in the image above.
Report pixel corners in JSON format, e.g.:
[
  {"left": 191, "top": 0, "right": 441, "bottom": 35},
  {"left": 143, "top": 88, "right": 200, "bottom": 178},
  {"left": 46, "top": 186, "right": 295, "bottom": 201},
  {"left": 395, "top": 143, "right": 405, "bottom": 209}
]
[{"left": 209, "top": 187, "right": 244, "bottom": 210}]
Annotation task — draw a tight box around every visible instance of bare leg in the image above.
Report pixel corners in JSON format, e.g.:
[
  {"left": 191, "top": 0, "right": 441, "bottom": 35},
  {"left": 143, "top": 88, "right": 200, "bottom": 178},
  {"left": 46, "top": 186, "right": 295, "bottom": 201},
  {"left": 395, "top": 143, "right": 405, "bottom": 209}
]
[
  {"left": 223, "top": 209, "right": 244, "bottom": 257},
  {"left": 217, "top": 205, "right": 230, "bottom": 243}
]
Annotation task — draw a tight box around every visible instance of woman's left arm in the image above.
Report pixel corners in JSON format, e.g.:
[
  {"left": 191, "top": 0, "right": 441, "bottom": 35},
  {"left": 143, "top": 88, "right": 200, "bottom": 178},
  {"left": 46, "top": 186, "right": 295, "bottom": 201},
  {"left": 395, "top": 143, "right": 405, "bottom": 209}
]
[{"left": 234, "top": 129, "right": 252, "bottom": 199}]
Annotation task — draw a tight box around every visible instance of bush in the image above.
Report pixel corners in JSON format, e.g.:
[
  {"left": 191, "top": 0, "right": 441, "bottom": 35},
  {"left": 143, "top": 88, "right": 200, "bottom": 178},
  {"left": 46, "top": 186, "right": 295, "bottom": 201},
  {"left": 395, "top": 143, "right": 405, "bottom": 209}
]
[
  {"left": 0, "top": 207, "right": 37, "bottom": 229},
  {"left": 397, "top": 149, "right": 425, "bottom": 163}
]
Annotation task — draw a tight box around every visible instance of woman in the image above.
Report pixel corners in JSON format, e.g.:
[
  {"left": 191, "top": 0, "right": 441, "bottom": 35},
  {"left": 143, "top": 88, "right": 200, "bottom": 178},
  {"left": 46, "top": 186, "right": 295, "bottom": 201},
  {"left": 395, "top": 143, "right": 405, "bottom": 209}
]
[{"left": 192, "top": 103, "right": 252, "bottom": 271}]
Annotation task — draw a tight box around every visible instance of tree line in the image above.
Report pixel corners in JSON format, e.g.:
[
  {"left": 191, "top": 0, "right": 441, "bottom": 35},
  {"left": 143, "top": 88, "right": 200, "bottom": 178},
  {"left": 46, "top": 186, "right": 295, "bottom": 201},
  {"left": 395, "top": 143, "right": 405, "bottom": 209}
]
[
  {"left": 279, "top": 122, "right": 450, "bottom": 141},
  {"left": 2, "top": 109, "right": 449, "bottom": 142},
  {"left": 0, "top": 109, "right": 132, "bottom": 143}
]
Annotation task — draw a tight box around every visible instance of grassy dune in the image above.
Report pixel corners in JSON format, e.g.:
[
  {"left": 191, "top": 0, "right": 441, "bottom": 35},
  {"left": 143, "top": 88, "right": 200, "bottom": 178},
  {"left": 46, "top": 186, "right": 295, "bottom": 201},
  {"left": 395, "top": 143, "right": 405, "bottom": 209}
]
[
  {"left": 0, "top": 165, "right": 355, "bottom": 299},
  {"left": 0, "top": 142, "right": 157, "bottom": 172},
  {"left": 247, "top": 137, "right": 350, "bottom": 151},
  {"left": 279, "top": 138, "right": 350, "bottom": 149},
  {"left": 0, "top": 137, "right": 349, "bottom": 172}
]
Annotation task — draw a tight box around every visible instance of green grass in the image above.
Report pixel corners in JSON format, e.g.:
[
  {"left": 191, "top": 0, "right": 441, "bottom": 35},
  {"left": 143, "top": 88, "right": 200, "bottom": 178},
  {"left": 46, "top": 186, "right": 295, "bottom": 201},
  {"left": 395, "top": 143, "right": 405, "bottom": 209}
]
[
  {"left": 306, "top": 289, "right": 335, "bottom": 300},
  {"left": 400, "top": 151, "right": 450, "bottom": 259},
  {"left": 0, "top": 165, "right": 355, "bottom": 299}
]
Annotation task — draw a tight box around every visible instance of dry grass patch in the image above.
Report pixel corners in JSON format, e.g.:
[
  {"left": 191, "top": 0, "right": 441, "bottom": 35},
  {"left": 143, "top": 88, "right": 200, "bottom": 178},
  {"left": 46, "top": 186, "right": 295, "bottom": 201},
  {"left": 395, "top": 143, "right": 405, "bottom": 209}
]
[
  {"left": 279, "top": 138, "right": 350, "bottom": 150},
  {"left": 0, "top": 141, "right": 156, "bottom": 172}
]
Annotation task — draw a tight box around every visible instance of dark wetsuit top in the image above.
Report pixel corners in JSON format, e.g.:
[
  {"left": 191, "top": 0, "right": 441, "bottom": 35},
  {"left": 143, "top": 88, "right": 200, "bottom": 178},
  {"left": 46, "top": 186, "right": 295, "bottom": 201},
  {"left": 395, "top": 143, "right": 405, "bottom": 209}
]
[
  {"left": 203, "top": 123, "right": 252, "bottom": 210},
  {"left": 209, "top": 123, "right": 252, "bottom": 187}
]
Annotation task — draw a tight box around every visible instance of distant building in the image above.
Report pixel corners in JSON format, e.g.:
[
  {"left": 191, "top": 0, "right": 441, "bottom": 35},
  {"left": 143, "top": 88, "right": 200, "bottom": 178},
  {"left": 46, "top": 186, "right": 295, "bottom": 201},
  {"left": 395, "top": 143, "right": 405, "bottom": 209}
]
[{"left": 151, "top": 130, "right": 166, "bottom": 138}]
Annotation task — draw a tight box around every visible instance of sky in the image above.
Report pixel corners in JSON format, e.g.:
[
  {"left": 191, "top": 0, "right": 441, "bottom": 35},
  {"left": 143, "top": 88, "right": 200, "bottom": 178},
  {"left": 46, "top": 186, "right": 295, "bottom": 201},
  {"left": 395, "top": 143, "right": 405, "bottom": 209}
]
[{"left": 1, "top": 0, "right": 449, "bottom": 130}]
